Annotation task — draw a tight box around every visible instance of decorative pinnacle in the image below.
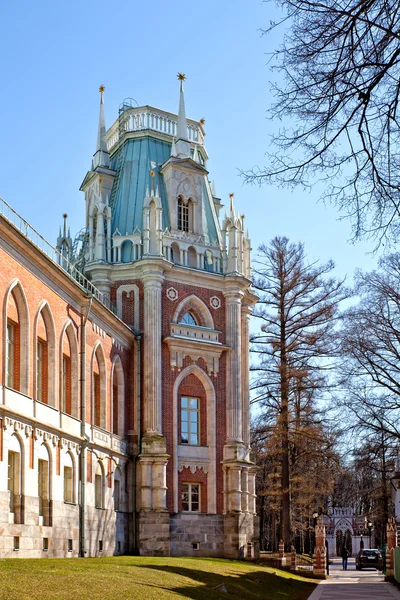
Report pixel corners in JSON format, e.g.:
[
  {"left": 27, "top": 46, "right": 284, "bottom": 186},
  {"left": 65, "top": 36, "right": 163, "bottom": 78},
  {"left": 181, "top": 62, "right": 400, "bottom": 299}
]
[
  {"left": 63, "top": 213, "right": 68, "bottom": 219},
  {"left": 99, "top": 85, "right": 105, "bottom": 93},
  {"left": 229, "top": 193, "right": 235, "bottom": 199},
  {"left": 177, "top": 73, "right": 186, "bottom": 81},
  {"left": 200, "top": 118, "right": 206, "bottom": 125},
  {"left": 150, "top": 170, "right": 155, "bottom": 178}
]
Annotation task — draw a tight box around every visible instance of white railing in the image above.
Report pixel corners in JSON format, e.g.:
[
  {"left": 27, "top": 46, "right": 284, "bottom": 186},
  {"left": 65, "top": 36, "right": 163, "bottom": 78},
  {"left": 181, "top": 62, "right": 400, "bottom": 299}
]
[
  {"left": 0, "top": 196, "right": 117, "bottom": 314},
  {"left": 169, "top": 323, "right": 220, "bottom": 344},
  {"left": 107, "top": 106, "right": 205, "bottom": 151}
]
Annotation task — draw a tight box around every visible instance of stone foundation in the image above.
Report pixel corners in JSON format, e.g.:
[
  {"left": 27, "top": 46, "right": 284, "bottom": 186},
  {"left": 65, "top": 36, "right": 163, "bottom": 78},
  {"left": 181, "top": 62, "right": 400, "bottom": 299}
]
[
  {"left": 137, "top": 510, "right": 170, "bottom": 556},
  {"left": 223, "top": 513, "right": 259, "bottom": 559},
  {"left": 170, "top": 513, "right": 224, "bottom": 557}
]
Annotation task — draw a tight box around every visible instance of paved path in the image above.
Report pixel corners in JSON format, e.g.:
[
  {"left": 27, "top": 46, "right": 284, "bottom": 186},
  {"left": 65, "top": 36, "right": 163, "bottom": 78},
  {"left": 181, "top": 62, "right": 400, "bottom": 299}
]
[{"left": 307, "top": 558, "right": 400, "bottom": 600}]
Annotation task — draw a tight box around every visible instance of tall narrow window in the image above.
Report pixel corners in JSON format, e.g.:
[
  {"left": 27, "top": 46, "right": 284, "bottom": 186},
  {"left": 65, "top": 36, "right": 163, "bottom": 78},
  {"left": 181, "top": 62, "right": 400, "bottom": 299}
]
[
  {"left": 181, "top": 397, "right": 199, "bottom": 445},
  {"left": 6, "top": 322, "right": 15, "bottom": 389},
  {"left": 182, "top": 483, "right": 200, "bottom": 512},
  {"left": 114, "top": 479, "right": 120, "bottom": 511},
  {"left": 113, "top": 381, "right": 118, "bottom": 435},
  {"left": 95, "top": 473, "right": 103, "bottom": 508},
  {"left": 62, "top": 354, "right": 71, "bottom": 414},
  {"left": 94, "top": 373, "right": 101, "bottom": 427},
  {"left": 36, "top": 339, "right": 48, "bottom": 403},
  {"left": 8, "top": 451, "right": 19, "bottom": 512},
  {"left": 38, "top": 459, "right": 49, "bottom": 519},
  {"left": 64, "top": 466, "right": 73, "bottom": 503},
  {"left": 177, "top": 197, "right": 189, "bottom": 232}
]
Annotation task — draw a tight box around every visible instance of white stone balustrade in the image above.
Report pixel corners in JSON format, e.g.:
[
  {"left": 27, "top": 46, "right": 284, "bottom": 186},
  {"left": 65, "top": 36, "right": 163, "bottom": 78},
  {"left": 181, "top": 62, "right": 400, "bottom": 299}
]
[
  {"left": 106, "top": 106, "right": 205, "bottom": 150},
  {"left": 169, "top": 323, "right": 220, "bottom": 343}
]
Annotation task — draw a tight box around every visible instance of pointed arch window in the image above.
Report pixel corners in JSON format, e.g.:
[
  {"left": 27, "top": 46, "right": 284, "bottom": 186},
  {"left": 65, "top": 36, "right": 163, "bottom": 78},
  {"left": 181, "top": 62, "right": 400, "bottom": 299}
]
[
  {"left": 5, "top": 282, "right": 29, "bottom": 393},
  {"left": 177, "top": 196, "right": 189, "bottom": 232},
  {"left": 179, "top": 312, "right": 197, "bottom": 326},
  {"left": 93, "top": 345, "right": 107, "bottom": 430}
]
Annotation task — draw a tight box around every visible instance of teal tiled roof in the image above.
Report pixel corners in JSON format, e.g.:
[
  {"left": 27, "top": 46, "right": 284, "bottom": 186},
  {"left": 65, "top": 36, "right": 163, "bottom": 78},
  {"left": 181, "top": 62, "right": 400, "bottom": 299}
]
[{"left": 110, "top": 137, "right": 219, "bottom": 244}]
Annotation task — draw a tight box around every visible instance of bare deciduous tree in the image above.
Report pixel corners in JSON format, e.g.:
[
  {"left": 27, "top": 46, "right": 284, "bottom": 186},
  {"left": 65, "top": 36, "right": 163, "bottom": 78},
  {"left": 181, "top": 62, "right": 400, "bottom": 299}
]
[{"left": 243, "top": 0, "right": 400, "bottom": 245}]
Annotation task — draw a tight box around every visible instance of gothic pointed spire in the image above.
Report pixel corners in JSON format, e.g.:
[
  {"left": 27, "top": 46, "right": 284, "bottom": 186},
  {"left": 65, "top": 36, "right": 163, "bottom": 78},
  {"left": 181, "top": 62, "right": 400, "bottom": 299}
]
[
  {"left": 93, "top": 85, "right": 110, "bottom": 169},
  {"left": 175, "top": 74, "right": 190, "bottom": 159},
  {"left": 177, "top": 73, "right": 188, "bottom": 142}
]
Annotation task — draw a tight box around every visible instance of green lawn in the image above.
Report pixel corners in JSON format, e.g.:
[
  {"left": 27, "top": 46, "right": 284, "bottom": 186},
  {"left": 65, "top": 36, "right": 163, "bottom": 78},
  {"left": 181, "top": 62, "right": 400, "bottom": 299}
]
[{"left": 0, "top": 556, "right": 316, "bottom": 600}]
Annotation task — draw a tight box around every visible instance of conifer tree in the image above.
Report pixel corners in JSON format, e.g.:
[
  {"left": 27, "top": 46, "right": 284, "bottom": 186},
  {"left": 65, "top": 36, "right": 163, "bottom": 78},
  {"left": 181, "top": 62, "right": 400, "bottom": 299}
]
[{"left": 252, "top": 237, "right": 346, "bottom": 548}]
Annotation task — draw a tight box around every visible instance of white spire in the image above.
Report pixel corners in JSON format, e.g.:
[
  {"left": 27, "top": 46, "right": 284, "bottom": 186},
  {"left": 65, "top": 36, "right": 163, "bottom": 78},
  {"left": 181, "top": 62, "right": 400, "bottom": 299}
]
[
  {"left": 93, "top": 85, "right": 110, "bottom": 169},
  {"left": 177, "top": 74, "right": 188, "bottom": 141},
  {"left": 175, "top": 74, "right": 190, "bottom": 159}
]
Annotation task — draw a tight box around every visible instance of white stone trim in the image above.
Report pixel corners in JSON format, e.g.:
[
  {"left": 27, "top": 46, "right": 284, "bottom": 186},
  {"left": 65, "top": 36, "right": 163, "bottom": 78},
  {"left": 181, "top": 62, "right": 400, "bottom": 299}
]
[
  {"left": 172, "top": 364, "right": 216, "bottom": 514},
  {"left": 116, "top": 284, "right": 140, "bottom": 330}
]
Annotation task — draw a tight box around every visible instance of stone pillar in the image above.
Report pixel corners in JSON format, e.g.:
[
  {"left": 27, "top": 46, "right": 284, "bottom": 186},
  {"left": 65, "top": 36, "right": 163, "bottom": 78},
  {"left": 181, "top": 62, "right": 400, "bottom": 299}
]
[
  {"left": 137, "top": 266, "right": 170, "bottom": 555},
  {"left": 241, "top": 304, "right": 252, "bottom": 449},
  {"left": 386, "top": 517, "right": 398, "bottom": 577},
  {"left": 290, "top": 545, "right": 297, "bottom": 571},
  {"left": 313, "top": 518, "right": 327, "bottom": 578},
  {"left": 248, "top": 467, "right": 257, "bottom": 514},
  {"left": 224, "top": 289, "right": 243, "bottom": 445},
  {"left": 142, "top": 269, "right": 163, "bottom": 435},
  {"left": 241, "top": 467, "right": 249, "bottom": 513}
]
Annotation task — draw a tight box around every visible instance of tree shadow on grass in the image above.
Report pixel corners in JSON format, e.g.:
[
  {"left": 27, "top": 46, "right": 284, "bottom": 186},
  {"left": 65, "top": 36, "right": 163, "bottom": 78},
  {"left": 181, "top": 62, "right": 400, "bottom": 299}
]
[{"left": 135, "top": 563, "right": 317, "bottom": 600}]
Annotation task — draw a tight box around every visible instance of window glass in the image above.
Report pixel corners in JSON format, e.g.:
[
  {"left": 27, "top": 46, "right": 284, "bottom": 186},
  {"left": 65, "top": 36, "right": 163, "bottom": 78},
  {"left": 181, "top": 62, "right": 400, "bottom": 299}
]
[
  {"left": 6, "top": 322, "right": 14, "bottom": 388},
  {"left": 179, "top": 312, "right": 197, "bottom": 326},
  {"left": 177, "top": 197, "right": 189, "bottom": 232},
  {"left": 182, "top": 483, "right": 200, "bottom": 512},
  {"left": 95, "top": 473, "right": 103, "bottom": 508},
  {"left": 64, "top": 466, "right": 73, "bottom": 503},
  {"left": 114, "top": 479, "right": 120, "bottom": 511},
  {"left": 180, "top": 397, "right": 199, "bottom": 445}
]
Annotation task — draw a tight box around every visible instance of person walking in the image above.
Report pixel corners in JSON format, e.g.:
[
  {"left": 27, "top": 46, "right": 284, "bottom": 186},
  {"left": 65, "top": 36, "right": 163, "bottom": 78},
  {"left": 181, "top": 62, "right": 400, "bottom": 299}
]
[{"left": 341, "top": 546, "right": 349, "bottom": 570}]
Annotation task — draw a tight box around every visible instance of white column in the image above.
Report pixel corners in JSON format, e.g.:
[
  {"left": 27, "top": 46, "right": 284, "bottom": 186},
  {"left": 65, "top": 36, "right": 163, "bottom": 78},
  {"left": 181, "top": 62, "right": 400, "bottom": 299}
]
[
  {"left": 142, "top": 269, "right": 164, "bottom": 434},
  {"left": 224, "top": 289, "right": 243, "bottom": 443},
  {"left": 241, "top": 304, "right": 252, "bottom": 447},
  {"left": 241, "top": 467, "right": 249, "bottom": 513}
]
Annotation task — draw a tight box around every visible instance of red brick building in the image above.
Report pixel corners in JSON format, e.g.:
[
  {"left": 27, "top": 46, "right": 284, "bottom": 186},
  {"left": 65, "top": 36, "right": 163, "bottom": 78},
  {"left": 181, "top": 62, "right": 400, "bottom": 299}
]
[{"left": 0, "top": 79, "right": 258, "bottom": 558}]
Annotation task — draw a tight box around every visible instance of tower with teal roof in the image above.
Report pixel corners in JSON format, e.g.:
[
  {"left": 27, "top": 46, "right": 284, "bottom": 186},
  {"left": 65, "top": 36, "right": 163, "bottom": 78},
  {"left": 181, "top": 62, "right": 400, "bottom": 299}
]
[{"left": 76, "top": 77, "right": 258, "bottom": 558}]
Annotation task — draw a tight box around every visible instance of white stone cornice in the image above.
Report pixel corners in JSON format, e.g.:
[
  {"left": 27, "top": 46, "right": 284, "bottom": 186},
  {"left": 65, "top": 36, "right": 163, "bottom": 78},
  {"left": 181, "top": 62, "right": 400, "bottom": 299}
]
[{"left": 164, "top": 335, "right": 229, "bottom": 375}]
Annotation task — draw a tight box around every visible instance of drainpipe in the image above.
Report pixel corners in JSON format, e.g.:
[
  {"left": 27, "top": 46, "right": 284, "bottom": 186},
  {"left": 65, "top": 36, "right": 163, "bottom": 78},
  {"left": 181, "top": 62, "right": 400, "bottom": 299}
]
[
  {"left": 80, "top": 296, "right": 92, "bottom": 558},
  {"left": 132, "top": 333, "right": 142, "bottom": 554}
]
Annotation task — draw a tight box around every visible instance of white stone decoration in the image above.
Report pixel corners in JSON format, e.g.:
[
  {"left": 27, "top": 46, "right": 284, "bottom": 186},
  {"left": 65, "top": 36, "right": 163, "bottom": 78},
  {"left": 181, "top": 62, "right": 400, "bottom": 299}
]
[
  {"left": 210, "top": 296, "right": 221, "bottom": 310},
  {"left": 167, "top": 287, "right": 179, "bottom": 301}
]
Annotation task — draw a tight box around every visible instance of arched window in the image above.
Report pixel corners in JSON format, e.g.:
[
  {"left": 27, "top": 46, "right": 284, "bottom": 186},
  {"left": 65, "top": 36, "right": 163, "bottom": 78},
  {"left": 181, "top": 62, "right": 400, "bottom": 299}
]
[
  {"left": 180, "top": 397, "right": 200, "bottom": 445},
  {"left": 38, "top": 444, "right": 51, "bottom": 526},
  {"left": 171, "top": 242, "right": 181, "bottom": 264},
  {"left": 204, "top": 250, "right": 214, "bottom": 272},
  {"left": 187, "top": 246, "right": 197, "bottom": 268},
  {"left": 177, "top": 196, "right": 189, "bottom": 232},
  {"left": 63, "top": 452, "right": 74, "bottom": 504},
  {"left": 35, "top": 303, "right": 56, "bottom": 407},
  {"left": 95, "top": 461, "right": 104, "bottom": 509},
  {"left": 8, "top": 434, "right": 23, "bottom": 524},
  {"left": 4, "top": 281, "right": 29, "bottom": 394},
  {"left": 121, "top": 240, "right": 133, "bottom": 263},
  {"left": 179, "top": 312, "right": 197, "bottom": 326},
  {"left": 114, "top": 467, "right": 121, "bottom": 511},
  {"left": 61, "top": 323, "right": 79, "bottom": 418},
  {"left": 112, "top": 357, "right": 125, "bottom": 437},
  {"left": 93, "top": 344, "right": 107, "bottom": 430}
]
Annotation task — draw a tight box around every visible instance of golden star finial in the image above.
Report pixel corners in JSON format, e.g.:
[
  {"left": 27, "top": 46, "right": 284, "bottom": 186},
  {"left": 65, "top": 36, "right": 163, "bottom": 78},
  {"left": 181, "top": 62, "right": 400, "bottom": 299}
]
[
  {"left": 200, "top": 118, "right": 206, "bottom": 126},
  {"left": 241, "top": 214, "right": 245, "bottom": 220},
  {"left": 177, "top": 73, "right": 186, "bottom": 82},
  {"left": 99, "top": 85, "right": 105, "bottom": 93},
  {"left": 63, "top": 213, "right": 68, "bottom": 219},
  {"left": 150, "top": 170, "right": 155, "bottom": 178},
  {"left": 229, "top": 193, "right": 235, "bottom": 199}
]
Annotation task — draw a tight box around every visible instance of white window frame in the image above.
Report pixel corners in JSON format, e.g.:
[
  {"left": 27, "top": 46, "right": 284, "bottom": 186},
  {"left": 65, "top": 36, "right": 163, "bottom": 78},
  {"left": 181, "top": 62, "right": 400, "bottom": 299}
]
[
  {"left": 181, "top": 396, "right": 200, "bottom": 445},
  {"left": 181, "top": 483, "right": 200, "bottom": 512},
  {"left": 64, "top": 465, "right": 73, "bottom": 503}
]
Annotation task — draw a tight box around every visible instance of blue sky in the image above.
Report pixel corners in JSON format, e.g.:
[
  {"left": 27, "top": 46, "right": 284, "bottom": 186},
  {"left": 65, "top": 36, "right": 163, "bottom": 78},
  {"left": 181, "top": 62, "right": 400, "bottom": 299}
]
[{"left": 0, "top": 0, "right": 378, "bottom": 282}]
